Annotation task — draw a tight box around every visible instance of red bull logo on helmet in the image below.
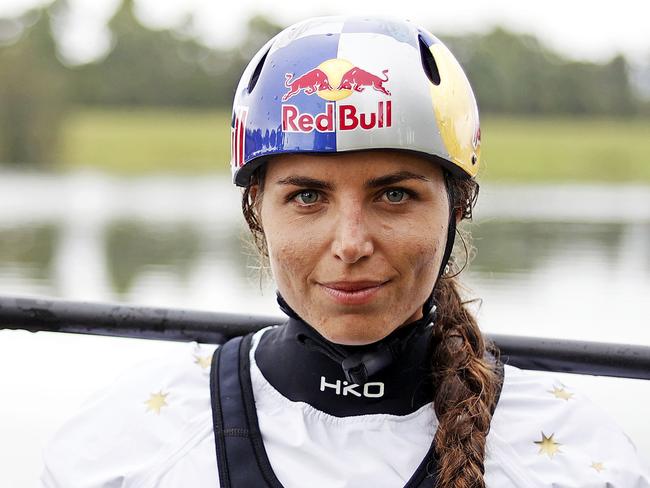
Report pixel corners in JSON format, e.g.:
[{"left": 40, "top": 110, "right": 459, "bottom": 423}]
[
  {"left": 282, "top": 101, "right": 392, "bottom": 133},
  {"left": 282, "top": 58, "right": 392, "bottom": 133}
]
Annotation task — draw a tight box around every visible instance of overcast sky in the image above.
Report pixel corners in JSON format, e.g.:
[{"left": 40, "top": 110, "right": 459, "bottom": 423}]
[{"left": 1, "top": 0, "right": 649, "bottom": 65}]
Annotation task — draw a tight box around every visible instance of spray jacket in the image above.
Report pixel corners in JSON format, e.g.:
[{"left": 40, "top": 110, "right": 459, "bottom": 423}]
[{"left": 40, "top": 315, "right": 650, "bottom": 488}]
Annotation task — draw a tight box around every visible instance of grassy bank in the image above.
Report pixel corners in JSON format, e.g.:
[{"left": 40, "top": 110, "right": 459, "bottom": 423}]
[
  {"left": 60, "top": 108, "right": 650, "bottom": 182},
  {"left": 480, "top": 116, "right": 650, "bottom": 182},
  {"left": 61, "top": 108, "right": 231, "bottom": 174}
]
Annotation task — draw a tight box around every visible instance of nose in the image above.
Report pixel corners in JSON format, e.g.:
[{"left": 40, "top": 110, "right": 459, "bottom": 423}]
[{"left": 331, "top": 203, "right": 374, "bottom": 264}]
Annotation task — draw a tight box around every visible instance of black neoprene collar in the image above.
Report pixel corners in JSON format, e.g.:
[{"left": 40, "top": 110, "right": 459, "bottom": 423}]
[{"left": 254, "top": 296, "right": 436, "bottom": 417}]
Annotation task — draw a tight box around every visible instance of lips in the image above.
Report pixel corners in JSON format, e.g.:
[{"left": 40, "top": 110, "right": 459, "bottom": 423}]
[
  {"left": 318, "top": 280, "right": 388, "bottom": 305},
  {"left": 321, "top": 281, "right": 386, "bottom": 291}
]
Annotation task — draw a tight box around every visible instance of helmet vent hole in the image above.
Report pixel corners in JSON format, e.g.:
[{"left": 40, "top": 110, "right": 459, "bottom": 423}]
[
  {"left": 418, "top": 36, "right": 440, "bottom": 86},
  {"left": 247, "top": 48, "right": 270, "bottom": 93}
]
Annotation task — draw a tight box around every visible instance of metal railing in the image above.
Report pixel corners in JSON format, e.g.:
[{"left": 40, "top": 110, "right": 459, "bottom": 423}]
[{"left": 2, "top": 295, "right": 649, "bottom": 380}]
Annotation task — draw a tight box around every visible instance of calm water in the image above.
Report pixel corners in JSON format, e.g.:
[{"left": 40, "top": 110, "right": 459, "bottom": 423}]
[{"left": 1, "top": 172, "right": 649, "bottom": 485}]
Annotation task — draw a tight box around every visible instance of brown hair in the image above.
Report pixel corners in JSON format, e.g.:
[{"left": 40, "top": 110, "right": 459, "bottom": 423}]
[{"left": 241, "top": 166, "right": 500, "bottom": 488}]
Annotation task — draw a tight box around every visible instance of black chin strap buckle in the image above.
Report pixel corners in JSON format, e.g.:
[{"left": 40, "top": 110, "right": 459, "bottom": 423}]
[
  {"left": 341, "top": 358, "right": 368, "bottom": 385},
  {"left": 341, "top": 347, "right": 394, "bottom": 384}
]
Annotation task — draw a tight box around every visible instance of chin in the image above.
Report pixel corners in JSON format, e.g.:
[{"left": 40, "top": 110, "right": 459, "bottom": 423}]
[{"left": 318, "top": 316, "right": 396, "bottom": 346}]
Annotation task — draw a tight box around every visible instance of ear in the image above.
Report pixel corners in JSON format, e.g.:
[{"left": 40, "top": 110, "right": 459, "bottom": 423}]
[{"left": 248, "top": 184, "right": 263, "bottom": 223}]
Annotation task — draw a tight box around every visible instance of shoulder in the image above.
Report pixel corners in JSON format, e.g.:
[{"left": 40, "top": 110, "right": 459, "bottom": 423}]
[
  {"left": 40, "top": 341, "right": 218, "bottom": 488},
  {"left": 485, "top": 365, "right": 650, "bottom": 487}
]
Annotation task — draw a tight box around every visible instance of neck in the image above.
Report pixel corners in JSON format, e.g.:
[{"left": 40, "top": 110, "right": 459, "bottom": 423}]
[{"left": 254, "top": 311, "right": 435, "bottom": 417}]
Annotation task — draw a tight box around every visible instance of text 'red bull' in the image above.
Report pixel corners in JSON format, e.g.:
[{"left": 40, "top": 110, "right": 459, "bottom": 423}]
[{"left": 282, "top": 101, "right": 392, "bottom": 133}]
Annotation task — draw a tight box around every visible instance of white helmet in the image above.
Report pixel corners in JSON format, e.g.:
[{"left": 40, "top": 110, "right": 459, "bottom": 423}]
[{"left": 230, "top": 16, "right": 482, "bottom": 187}]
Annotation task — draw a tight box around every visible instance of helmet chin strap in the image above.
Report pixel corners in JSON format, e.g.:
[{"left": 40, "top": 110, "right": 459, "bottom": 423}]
[{"left": 425, "top": 170, "right": 457, "bottom": 307}]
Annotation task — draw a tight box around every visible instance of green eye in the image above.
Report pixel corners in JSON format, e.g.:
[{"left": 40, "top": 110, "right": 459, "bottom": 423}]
[
  {"left": 385, "top": 189, "right": 406, "bottom": 203},
  {"left": 295, "top": 190, "right": 319, "bottom": 204}
]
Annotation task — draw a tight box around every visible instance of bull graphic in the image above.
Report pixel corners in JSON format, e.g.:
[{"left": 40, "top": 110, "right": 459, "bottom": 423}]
[
  {"left": 282, "top": 69, "right": 333, "bottom": 102},
  {"left": 336, "top": 68, "right": 390, "bottom": 96}
]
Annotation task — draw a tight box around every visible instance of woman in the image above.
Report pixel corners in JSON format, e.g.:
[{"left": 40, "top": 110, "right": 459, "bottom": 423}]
[{"left": 41, "top": 16, "right": 650, "bottom": 488}]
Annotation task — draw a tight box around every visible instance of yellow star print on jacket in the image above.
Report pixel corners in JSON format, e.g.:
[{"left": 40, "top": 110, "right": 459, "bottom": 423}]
[{"left": 40, "top": 329, "right": 650, "bottom": 488}]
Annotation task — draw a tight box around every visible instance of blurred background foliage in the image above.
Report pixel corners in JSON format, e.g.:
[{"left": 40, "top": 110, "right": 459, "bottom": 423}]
[{"left": 1, "top": 0, "right": 649, "bottom": 179}]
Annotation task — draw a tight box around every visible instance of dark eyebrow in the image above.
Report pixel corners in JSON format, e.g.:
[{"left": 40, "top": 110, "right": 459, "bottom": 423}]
[
  {"left": 365, "top": 171, "right": 431, "bottom": 188},
  {"left": 275, "top": 176, "right": 335, "bottom": 191},
  {"left": 275, "top": 170, "right": 430, "bottom": 191}
]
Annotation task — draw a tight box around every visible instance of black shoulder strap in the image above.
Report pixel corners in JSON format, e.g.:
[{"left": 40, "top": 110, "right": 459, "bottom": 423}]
[
  {"left": 210, "top": 333, "right": 284, "bottom": 488},
  {"left": 486, "top": 347, "right": 506, "bottom": 416}
]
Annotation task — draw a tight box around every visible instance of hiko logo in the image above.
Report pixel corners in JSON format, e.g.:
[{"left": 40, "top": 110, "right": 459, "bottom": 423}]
[
  {"left": 320, "top": 376, "right": 385, "bottom": 398},
  {"left": 281, "top": 58, "right": 392, "bottom": 134}
]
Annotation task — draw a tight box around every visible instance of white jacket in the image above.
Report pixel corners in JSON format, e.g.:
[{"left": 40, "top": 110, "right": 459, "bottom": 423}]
[{"left": 40, "top": 328, "right": 650, "bottom": 488}]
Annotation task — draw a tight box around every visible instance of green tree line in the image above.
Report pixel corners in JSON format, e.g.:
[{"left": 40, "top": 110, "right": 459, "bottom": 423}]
[{"left": 1, "top": 0, "right": 648, "bottom": 165}]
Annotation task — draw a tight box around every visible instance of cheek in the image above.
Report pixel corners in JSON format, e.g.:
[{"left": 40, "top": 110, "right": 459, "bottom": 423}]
[
  {"left": 269, "top": 240, "right": 310, "bottom": 280},
  {"left": 263, "top": 216, "right": 322, "bottom": 286},
  {"left": 387, "top": 216, "right": 447, "bottom": 279},
  {"left": 408, "top": 233, "right": 443, "bottom": 274}
]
